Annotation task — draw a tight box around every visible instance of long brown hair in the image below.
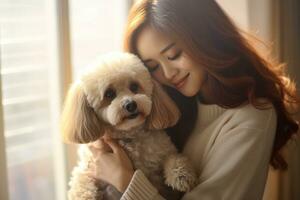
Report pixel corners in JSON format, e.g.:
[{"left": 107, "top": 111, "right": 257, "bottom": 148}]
[{"left": 123, "top": 0, "right": 299, "bottom": 170}]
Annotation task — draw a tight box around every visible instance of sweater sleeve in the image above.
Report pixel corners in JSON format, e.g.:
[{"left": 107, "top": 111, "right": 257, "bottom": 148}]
[
  {"left": 182, "top": 108, "right": 277, "bottom": 200},
  {"left": 121, "top": 170, "right": 166, "bottom": 200}
]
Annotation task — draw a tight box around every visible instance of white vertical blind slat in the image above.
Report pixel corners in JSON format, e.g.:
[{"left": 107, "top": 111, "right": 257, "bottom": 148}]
[{"left": 0, "top": 34, "right": 10, "bottom": 200}]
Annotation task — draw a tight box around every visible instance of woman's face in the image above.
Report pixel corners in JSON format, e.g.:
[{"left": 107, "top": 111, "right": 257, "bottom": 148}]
[{"left": 136, "top": 26, "right": 206, "bottom": 97}]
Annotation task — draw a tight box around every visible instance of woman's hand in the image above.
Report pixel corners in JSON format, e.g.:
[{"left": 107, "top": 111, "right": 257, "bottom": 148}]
[{"left": 87, "top": 135, "right": 134, "bottom": 192}]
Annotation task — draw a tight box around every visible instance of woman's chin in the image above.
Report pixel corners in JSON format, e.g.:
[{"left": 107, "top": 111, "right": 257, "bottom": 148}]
[{"left": 177, "top": 86, "right": 200, "bottom": 97}]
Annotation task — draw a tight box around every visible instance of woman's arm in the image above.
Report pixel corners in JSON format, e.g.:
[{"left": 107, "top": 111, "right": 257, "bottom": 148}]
[
  {"left": 89, "top": 107, "right": 276, "bottom": 200},
  {"left": 122, "top": 122, "right": 275, "bottom": 200}
]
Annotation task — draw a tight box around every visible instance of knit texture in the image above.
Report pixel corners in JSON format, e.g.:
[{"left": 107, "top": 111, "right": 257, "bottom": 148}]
[
  {"left": 121, "top": 170, "right": 164, "bottom": 200},
  {"left": 121, "top": 101, "right": 277, "bottom": 200}
]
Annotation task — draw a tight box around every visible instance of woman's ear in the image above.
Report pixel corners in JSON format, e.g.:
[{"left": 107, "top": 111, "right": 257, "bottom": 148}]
[
  {"left": 60, "top": 81, "right": 105, "bottom": 143},
  {"left": 147, "top": 80, "right": 181, "bottom": 130}
]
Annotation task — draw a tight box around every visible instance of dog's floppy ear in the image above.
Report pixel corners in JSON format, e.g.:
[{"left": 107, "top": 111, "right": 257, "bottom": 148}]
[
  {"left": 60, "top": 81, "right": 105, "bottom": 143},
  {"left": 147, "top": 80, "right": 180, "bottom": 130}
]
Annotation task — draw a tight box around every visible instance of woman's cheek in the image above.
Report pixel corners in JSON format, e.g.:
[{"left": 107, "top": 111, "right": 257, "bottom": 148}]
[{"left": 152, "top": 71, "right": 168, "bottom": 85}]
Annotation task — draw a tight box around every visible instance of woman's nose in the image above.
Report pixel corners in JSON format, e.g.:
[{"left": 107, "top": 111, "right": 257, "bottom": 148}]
[{"left": 162, "top": 64, "right": 178, "bottom": 81}]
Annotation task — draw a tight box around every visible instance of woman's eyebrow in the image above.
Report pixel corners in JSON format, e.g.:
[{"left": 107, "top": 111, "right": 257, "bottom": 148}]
[
  {"left": 143, "top": 43, "right": 176, "bottom": 63},
  {"left": 160, "top": 42, "right": 175, "bottom": 54}
]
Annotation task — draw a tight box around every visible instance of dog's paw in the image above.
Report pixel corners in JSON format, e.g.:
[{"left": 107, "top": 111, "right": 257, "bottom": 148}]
[
  {"left": 165, "top": 168, "right": 198, "bottom": 192},
  {"left": 164, "top": 155, "right": 198, "bottom": 192}
]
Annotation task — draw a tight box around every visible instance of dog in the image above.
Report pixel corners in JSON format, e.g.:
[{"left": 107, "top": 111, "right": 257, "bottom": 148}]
[{"left": 60, "top": 52, "right": 197, "bottom": 199}]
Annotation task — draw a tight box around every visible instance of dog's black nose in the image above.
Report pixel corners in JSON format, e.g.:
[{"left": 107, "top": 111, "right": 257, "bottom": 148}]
[{"left": 124, "top": 100, "right": 137, "bottom": 113}]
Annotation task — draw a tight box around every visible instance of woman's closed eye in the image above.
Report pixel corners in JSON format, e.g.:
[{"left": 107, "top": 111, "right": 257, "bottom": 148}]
[
  {"left": 148, "top": 64, "right": 160, "bottom": 73},
  {"left": 146, "top": 51, "right": 182, "bottom": 73},
  {"left": 167, "top": 50, "right": 182, "bottom": 60}
]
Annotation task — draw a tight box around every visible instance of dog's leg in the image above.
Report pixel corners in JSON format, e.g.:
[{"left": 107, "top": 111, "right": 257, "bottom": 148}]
[
  {"left": 163, "top": 154, "right": 198, "bottom": 192},
  {"left": 68, "top": 166, "right": 103, "bottom": 200}
]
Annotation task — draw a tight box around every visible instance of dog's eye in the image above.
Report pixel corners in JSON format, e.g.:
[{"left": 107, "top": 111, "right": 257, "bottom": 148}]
[
  {"left": 129, "top": 82, "right": 139, "bottom": 93},
  {"left": 104, "top": 88, "right": 116, "bottom": 99}
]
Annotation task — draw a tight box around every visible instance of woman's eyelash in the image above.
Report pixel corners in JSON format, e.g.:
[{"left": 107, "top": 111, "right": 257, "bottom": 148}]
[
  {"left": 148, "top": 64, "right": 160, "bottom": 73},
  {"left": 147, "top": 51, "right": 182, "bottom": 73},
  {"left": 167, "top": 51, "right": 182, "bottom": 60}
]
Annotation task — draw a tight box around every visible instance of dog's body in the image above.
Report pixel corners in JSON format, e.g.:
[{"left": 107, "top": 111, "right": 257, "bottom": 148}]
[
  {"left": 61, "top": 53, "right": 197, "bottom": 199},
  {"left": 69, "top": 128, "right": 193, "bottom": 199}
]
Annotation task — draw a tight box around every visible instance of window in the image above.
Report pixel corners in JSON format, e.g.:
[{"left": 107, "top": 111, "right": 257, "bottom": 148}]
[
  {"left": 69, "top": 0, "right": 129, "bottom": 79},
  {"left": 0, "top": 0, "right": 131, "bottom": 199},
  {"left": 0, "top": 0, "right": 60, "bottom": 199}
]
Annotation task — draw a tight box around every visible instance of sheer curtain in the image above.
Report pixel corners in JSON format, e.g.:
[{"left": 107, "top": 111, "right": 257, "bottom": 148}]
[{"left": 269, "top": 0, "right": 300, "bottom": 199}]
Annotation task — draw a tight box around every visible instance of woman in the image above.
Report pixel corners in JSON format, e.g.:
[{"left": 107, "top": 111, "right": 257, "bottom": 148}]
[{"left": 88, "top": 0, "right": 299, "bottom": 199}]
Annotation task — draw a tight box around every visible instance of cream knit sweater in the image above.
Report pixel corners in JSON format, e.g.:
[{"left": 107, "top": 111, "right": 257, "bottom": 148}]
[{"left": 121, "top": 101, "right": 277, "bottom": 200}]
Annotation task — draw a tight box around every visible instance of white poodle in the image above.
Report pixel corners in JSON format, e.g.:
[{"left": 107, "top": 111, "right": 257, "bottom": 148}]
[{"left": 60, "top": 52, "right": 197, "bottom": 200}]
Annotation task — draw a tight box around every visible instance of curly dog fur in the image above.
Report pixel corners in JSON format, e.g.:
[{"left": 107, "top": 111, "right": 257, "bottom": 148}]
[{"left": 60, "top": 52, "right": 197, "bottom": 199}]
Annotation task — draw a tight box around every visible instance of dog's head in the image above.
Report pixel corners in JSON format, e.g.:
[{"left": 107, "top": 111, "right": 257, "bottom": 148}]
[{"left": 60, "top": 53, "right": 180, "bottom": 143}]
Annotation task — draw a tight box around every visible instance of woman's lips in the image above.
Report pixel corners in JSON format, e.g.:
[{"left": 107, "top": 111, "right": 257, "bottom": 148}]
[{"left": 174, "top": 74, "right": 190, "bottom": 89}]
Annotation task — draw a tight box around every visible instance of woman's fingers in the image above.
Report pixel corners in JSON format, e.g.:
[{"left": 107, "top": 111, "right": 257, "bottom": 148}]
[
  {"left": 104, "top": 138, "right": 121, "bottom": 154},
  {"left": 88, "top": 145, "right": 102, "bottom": 158},
  {"left": 87, "top": 136, "right": 123, "bottom": 157},
  {"left": 88, "top": 138, "right": 112, "bottom": 156}
]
